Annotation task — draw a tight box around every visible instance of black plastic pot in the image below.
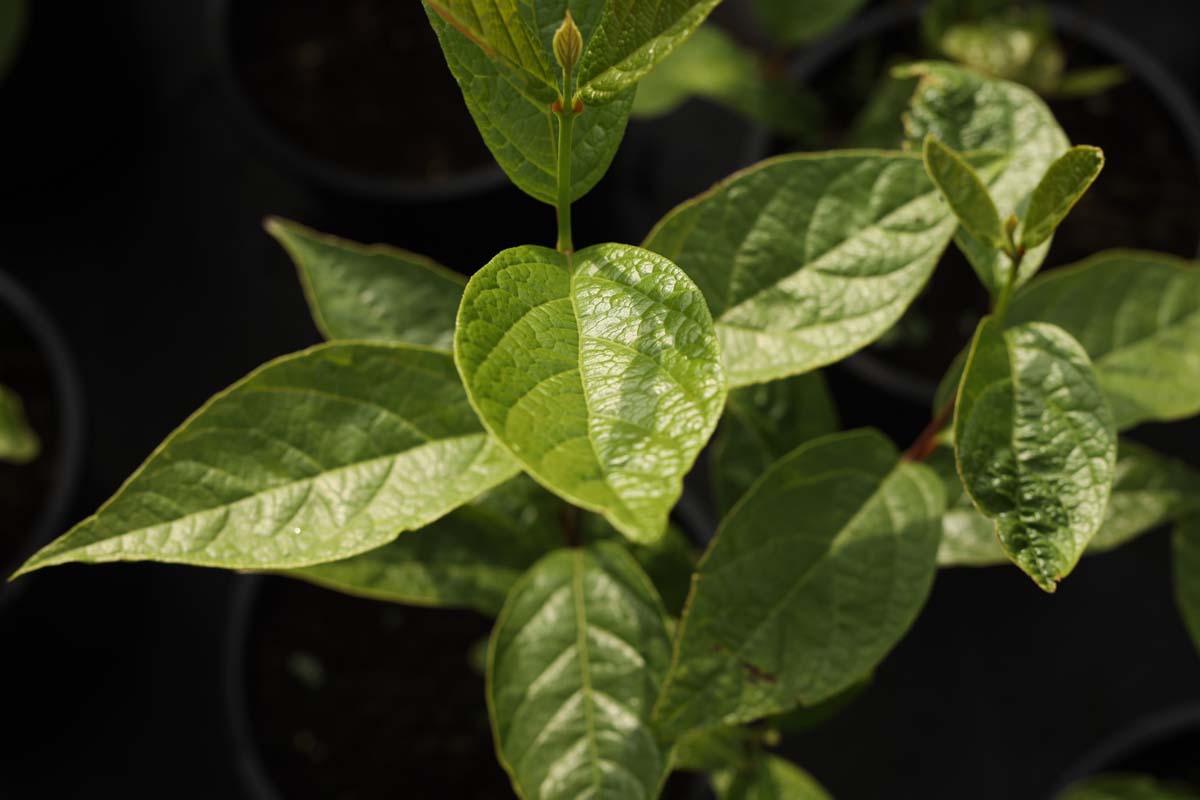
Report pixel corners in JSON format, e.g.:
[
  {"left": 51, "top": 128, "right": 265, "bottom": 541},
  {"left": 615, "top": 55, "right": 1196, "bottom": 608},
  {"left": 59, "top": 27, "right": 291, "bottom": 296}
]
[
  {"left": 208, "top": 0, "right": 507, "bottom": 205},
  {"left": 0, "top": 270, "right": 85, "bottom": 614},
  {"left": 790, "top": 3, "right": 1200, "bottom": 408},
  {"left": 1052, "top": 704, "right": 1200, "bottom": 796}
]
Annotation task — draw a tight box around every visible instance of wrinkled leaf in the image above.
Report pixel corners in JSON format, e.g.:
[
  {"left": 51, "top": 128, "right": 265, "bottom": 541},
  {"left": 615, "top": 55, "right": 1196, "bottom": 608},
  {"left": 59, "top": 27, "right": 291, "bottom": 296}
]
[
  {"left": 644, "top": 152, "right": 958, "bottom": 386},
  {"left": 901, "top": 61, "right": 1069, "bottom": 294},
  {"left": 1007, "top": 250, "right": 1200, "bottom": 430},
  {"left": 954, "top": 318, "right": 1116, "bottom": 590},
  {"left": 1020, "top": 146, "right": 1104, "bottom": 250},
  {"left": 14, "top": 344, "right": 519, "bottom": 577},
  {"left": 1059, "top": 773, "right": 1200, "bottom": 800},
  {"left": 922, "top": 135, "right": 1005, "bottom": 249},
  {"left": 654, "top": 430, "right": 944, "bottom": 737},
  {"left": 266, "top": 217, "right": 464, "bottom": 350},
  {"left": 291, "top": 476, "right": 562, "bottom": 615},
  {"left": 1173, "top": 515, "right": 1200, "bottom": 658},
  {"left": 455, "top": 243, "right": 725, "bottom": 544},
  {"left": 0, "top": 383, "right": 39, "bottom": 464},
  {"left": 753, "top": 0, "right": 869, "bottom": 46},
  {"left": 576, "top": 0, "right": 722, "bottom": 103},
  {"left": 710, "top": 372, "right": 839, "bottom": 515},
  {"left": 425, "top": 1, "right": 634, "bottom": 205},
  {"left": 424, "top": 0, "right": 556, "bottom": 91},
  {"left": 488, "top": 543, "right": 673, "bottom": 800},
  {"left": 713, "top": 755, "right": 833, "bottom": 800}
]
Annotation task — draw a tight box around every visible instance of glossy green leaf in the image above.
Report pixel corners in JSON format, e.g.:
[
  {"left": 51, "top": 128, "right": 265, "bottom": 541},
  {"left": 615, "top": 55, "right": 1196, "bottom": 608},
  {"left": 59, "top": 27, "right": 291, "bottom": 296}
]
[
  {"left": 922, "top": 135, "right": 1006, "bottom": 249},
  {"left": 14, "top": 344, "right": 519, "bottom": 577},
  {"left": 488, "top": 543, "right": 673, "bottom": 800},
  {"left": 900, "top": 61, "right": 1069, "bottom": 294},
  {"left": 1173, "top": 515, "right": 1200, "bottom": 658},
  {"left": 266, "top": 217, "right": 464, "bottom": 350},
  {"left": 455, "top": 243, "right": 725, "bottom": 545},
  {"left": 631, "top": 25, "right": 820, "bottom": 137},
  {"left": 1059, "top": 773, "right": 1200, "bottom": 800},
  {"left": 713, "top": 756, "right": 833, "bottom": 800},
  {"left": 575, "top": 0, "right": 722, "bottom": 104},
  {"left": 926, "top": 447, "right": 1001, "bottom": 567},
  {"left": 579, "top": 511, "right": 696, "bottom": 617},
  {"left": 954, "top": 317, "right": 1117, "bottom": 591},
  {"left": 423, "top": 0, "right": 555, "bottom": 90},
  {"left": 0, "top": 0, "right": 26, "bottom": 83},
  {"left": 0, "top": 383, "right": 39, "bottom": 464},
  {"left": 654, "top": 430, "right": 944, "bottom": 737},
  {"left": 753, "top": 0, "right": 869, "bottom": 46},
  {"left": 1021, "top": 146, "right": 1105, "bottom": 250},
  {"left": 644, "top": 152, "right": 959, "bottom": 387},
  {"left": 710, "top": 372, "right": 839, "bottom": 515},
  {"left": 291, "top": 476, "right": 562, "bottom": 615},
  {"left": 1007, "top": 250, "right": 1200, "bottom": 429},
  {"left": 424, "top": 1, "right": 634, "bottom": 205}
]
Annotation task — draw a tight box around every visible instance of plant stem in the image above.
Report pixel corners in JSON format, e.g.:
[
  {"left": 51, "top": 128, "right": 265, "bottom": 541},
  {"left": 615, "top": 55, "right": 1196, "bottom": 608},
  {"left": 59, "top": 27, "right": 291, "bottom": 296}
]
[
  {"left": 555, "top": 104, "right": 575, "bottom": 253},
  {"left": 903, "top": 397, "right": 955, "bottom": 462},
  {"left": 992, "top": 234, "right": 1025, "bottom": 324},
  {"left": 561, "top": 504, "right": 581, "bottom": 548}
]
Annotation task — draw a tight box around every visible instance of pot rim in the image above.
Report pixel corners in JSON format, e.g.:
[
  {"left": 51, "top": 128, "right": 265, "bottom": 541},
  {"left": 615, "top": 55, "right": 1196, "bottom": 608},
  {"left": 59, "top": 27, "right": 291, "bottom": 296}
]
[
  {"left": 0, "top": 270, "right": 86, "bottom": 615},
  {"left": 205, "top": 0, "right": 510, "bottom": 205},
  {"left": 791, "top": 2, "right": 1200, "bottom": 408}
]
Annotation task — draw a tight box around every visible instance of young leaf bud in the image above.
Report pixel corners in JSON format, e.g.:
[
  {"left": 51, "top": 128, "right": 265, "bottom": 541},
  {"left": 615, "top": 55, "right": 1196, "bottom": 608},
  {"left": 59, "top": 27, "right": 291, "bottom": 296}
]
[{"left": 553, "top": 11, "right": 583, "bottom": 76}]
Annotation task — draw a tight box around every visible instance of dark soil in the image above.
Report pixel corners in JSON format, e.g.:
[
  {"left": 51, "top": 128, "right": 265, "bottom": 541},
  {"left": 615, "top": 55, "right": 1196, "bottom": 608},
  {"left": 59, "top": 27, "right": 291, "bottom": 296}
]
[
  {"left": 230, "top": 0, "right": 494, "bottom": 180},
  {"left": 245, "top": 577, "right": 703, "bottom": 799},
  {"left": 803, "top": 26, "right": 1200, "bottom": 383},
  {"left": 0, "top": 307, "right": 57, "bottom": 575}
]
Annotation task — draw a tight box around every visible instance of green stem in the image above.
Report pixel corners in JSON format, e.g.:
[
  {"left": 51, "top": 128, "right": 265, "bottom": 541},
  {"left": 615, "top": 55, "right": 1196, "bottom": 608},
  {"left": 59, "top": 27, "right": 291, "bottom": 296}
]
[
  {"left": 992, "top": 247, "right": 1024, "bottom": 324},
  {"left": 555, "top": 104, "right": 575, "bottom": 253}
]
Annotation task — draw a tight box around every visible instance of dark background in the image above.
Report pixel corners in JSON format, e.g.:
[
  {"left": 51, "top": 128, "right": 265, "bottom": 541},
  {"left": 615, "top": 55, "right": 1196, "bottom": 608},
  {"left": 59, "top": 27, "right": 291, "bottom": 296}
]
[{"left": 1, "top": 0, "right": 1198, "bottom": 797}]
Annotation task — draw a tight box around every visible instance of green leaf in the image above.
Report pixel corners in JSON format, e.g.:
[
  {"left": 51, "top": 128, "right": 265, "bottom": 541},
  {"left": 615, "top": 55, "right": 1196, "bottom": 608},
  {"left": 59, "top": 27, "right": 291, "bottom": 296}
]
[
  {"left": 710, "top": 372, "right": 839, "bottom": 515},
  {"left": 643, "top": 151, "right": 959, "bottom": 387},
  {"left": 0, "top": 0, "right": 26, "bottom": 83},
  {"left": 580, "top": 511, "right": 697, "bottom": 617},
  {"left": 1173, "top": 515, "right": 1200, "bottom": 659},
  {"left": 673, "top": 724, "right": 757, "bottom": 772},
  {"left": 1007, "top": 250, "right": 1200, "bottom": 429},
  {"left": 1020, "top": 146, "right": 1105, "bottom": 250},
  {"left": 848, "top": 74, "right": 918, "bottom": 150},
  {"left": 423, "top": 0, "right": 555, "bottom": 91},
  {"left": 939, "top": 15, "right": 1064, "bottom": 94},
  {"left": 922, "top": 135, "right": 1006, "bottom": 249},
  {"left": 900, "top": 61, "right": 1069, "bottom": 294},
  {"left": 753, "top": 0, "right": 870, "bottom": 46},
  {"left": 1059, "top": 773, "right": 1200, "bottom": 800},
  {"left": 290, "top": 476, "right": 562, "bottom": 615},
  {"left": 936, "top": 441, "right": 1200, "bottom": 567},
  {"left": 575, "top": 0, "right": 722, "bottom": 104},
  {"left": 0, "top": 383, "right": 39, "bottom": 464},
  {"left": 424, "top": 2, "right": 634, "bottom": 205},
  {"left": 454, "top": 243, "right": 726, "bottom": 545},
  {"left": 654, "top": 430, "right": 944, "bottom": 737},
  {"left": 631, "top": 25, "right": 821, "bottom": 137},
  {"left": 13, "top": 343, "right": 519, "bottom": 577},
  {"left": 713, "top": 755, "right": 833, "bottom": 800},
  {"left": 954, "top": 317, "right": 1117, "bottom": 591},
  {"left": 266, "top": 217, "right": 464, "bottom": 350},
  {"left": 488, "top": 543, "right": 674, "bottom": 800}
]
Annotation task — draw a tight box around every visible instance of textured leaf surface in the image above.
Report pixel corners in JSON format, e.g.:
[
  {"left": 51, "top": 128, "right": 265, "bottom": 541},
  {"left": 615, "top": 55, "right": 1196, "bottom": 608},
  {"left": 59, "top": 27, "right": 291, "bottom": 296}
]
[
  {"left": 15, "top": 344, "right": 519, "bottom": 576},
  {"left": 710, "top": 372, "right": 839, "bottom": 514},
  {"left": 713, "top": 755, "right": 833, "bottom": 800},
  {"left": 576, "top": 0, "right": 721, "bottom": 103},
  {"left": 1059, "top": 774, "right": 1200, "bottom": 800},
  {"left": 0, "top": 383, "right": 39, "bottom": 464},
  {"left": 292, "top": 476, "right": 561, "bottom": 615},
  {"left": 1007, "top": 250, "right": 1200, "bottom": 429},
  {"left": 901, "top": 61, "right": 1069, "bottom": 293},
  {"left": 1173, "top": 515, "right": 1200, "bottom": 658},
  {"left": 954, "top": 318, "right": 1116, "bottom": 590},
  {"left": 267, "top": 218, "right": 464, "bottom": 349},
  {"left": 654, "top": 430, "right": 943, "bottom": 737},
  {"left": 644, "top": 152, "right": 958, "bottom": 386},
  {"left": 455, "top": 243, "right": 725, "bottom": 544},
  {"left": 753, "top": 0, "right": 869, "bottom": 46},
  {"left": 1020, "top": 145, "right": 1104, "bottom": 250},
  {"left": 923, "top": 135, "right": 1004, "bottom": 249},
  {"left": 425, "top": 2, "right": 634, "bottom": 205},
  {"left": 488, "top": 543, "right": 673, "bottom": 800}
]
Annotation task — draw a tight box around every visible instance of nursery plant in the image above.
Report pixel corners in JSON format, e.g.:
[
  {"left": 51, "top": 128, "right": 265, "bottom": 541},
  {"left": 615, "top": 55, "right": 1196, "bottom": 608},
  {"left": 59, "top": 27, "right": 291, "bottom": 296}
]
[{"left": 12, "top": 2, "right": 1200, "bottom": 797}]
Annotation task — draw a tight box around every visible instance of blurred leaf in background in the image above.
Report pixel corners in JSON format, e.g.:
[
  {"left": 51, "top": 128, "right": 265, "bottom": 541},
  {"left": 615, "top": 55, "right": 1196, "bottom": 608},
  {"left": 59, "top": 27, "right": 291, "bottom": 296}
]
[{"left": 0, "top": 0, "right": 27, "bottom": 83}]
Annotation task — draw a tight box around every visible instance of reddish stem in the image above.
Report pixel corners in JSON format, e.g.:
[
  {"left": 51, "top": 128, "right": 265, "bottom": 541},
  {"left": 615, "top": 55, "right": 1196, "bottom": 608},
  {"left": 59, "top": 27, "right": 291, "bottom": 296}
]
[{"left": 903, "top": 398, "right": 955, "bottom": 463}]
